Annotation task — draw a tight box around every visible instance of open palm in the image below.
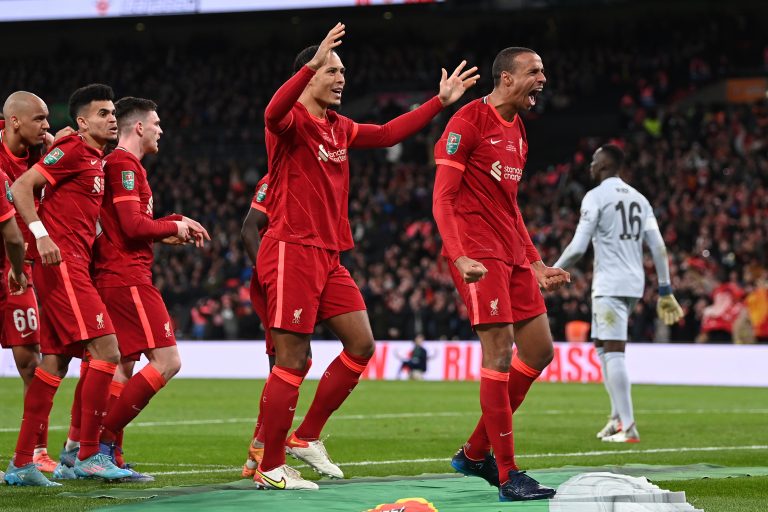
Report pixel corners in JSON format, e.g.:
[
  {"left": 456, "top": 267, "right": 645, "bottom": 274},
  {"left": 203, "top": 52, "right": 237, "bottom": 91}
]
[{"left": 438, "top": 60, "right": 480, "bottom": 106}]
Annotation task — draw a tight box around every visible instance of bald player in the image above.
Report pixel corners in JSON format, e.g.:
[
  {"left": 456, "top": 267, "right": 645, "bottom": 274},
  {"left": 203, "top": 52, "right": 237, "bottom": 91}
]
[{"left": 0, "top": 92, "right": 60, "bottom": 473}]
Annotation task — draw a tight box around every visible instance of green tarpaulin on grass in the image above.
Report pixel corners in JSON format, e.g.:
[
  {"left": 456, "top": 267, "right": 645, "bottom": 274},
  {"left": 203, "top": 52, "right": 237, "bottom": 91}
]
[{"left": 68, "top": 464, "right": 768, "bottom": 511}]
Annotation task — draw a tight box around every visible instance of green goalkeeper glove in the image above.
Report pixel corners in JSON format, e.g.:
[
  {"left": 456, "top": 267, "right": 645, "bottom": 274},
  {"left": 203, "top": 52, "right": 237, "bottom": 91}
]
[{"left": 657, "top": 291, "right": 683, "bottom": 325}]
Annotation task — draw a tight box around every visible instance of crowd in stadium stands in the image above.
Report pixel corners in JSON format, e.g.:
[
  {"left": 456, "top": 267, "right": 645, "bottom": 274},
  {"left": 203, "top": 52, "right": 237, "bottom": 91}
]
[
  {"left": 152, "top": 96, "right": 768, "bottom": 344},
  {"left": 2, "top": 11, "right": 766, "bottom": 342}
]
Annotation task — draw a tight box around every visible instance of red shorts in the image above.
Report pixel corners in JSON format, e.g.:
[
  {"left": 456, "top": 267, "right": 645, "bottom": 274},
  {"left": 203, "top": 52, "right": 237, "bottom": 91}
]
[
  {"left": 250, "top": 273, "right": 274, "bottom": 356},
  {"left": 98, "top": 284, "right": 176, "bottom": 361},
  {"left": 449, "top": 258, "right": 546, "bottom": 326},
  {"left": 34, "top": 261, "right": 114, "bottom": 357},
  {"left": 1, "top": 261, "right": 40, "bottom": 348},
  {"left": 257, "top": 237, "right": 366, "bottom": 334}
]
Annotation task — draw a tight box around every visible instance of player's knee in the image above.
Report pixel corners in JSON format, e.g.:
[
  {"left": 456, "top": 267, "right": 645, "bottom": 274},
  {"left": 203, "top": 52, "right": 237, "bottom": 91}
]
[
  {"left": 348, "top": 339, "right": 375, "bottom": 359},
  {"left": 17, "top": 362, "right": 38, "bottom": 384},
  {"left": 164, "top": 357, "right": 182, "bottom": 380},
  {"left": 539, "top": 345, "right": 555, "bottom": 368}
]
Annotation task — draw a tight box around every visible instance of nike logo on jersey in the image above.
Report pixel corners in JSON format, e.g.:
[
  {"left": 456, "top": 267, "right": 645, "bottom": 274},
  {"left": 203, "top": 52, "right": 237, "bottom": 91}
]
[
  {"left": 489, "top": 139, "right": 501, "bottom": 145},
  {"left": 90, "top": 159, "right": 99, "bottom": 166},
  {"left": 288, "top": 406, "right": 296, "bottom": 411},
  {"left": 500, "top": 431, "right": 513, "bottom": 437},
  {"left": 21, "top": 331, "right": 35, "bottom": 338}
]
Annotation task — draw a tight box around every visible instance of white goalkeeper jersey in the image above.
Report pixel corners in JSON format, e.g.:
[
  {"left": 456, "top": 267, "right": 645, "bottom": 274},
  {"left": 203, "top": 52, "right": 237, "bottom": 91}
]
[{"left": 574, "top": 177, "right": 660, "bottom": 298}]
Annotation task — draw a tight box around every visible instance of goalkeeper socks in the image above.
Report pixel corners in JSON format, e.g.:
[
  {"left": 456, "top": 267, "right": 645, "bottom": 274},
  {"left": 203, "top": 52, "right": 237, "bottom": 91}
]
[
  {"left": 294, "top": 351, "right": 368, "bottom": 441},
  {"left": 79, "top": 360, "right": 117, "bottom": 460},
  {"left": 14, "top": 368, "right": 61, "bottom": 467},
  {"left": 508, "top": 355, "right": 541, "bottom": 412},
  {"left": 259, "top": 365, "right": 307, "bottom": 471},
  {"left": 479, "top": 368, "right": 517, "bottom": 484},
  {"left": 604, "top": 351, "right": 634, "bottom": 428},
  {"left": 102, "top": 364, "right": 166, "bottom": 443},
  {"left": 596, "top": 347, "right": 618, "bottom": 419}
]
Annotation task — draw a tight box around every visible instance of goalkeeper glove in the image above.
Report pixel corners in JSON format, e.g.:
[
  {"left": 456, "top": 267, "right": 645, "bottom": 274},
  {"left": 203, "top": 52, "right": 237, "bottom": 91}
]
[{"left": 656, "top": 287, "right": 683, "bottom": 325}]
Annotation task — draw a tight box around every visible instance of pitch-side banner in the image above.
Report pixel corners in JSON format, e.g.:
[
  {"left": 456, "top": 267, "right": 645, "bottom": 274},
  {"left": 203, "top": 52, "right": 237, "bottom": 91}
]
[{"left": 3, "top": 341, "right": 765, "bottom": 387}]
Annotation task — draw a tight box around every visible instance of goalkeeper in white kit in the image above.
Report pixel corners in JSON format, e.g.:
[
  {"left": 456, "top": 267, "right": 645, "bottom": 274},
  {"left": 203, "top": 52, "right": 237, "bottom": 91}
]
[{"left": 554, "top": 143, "right": 683, "bottom": 442}]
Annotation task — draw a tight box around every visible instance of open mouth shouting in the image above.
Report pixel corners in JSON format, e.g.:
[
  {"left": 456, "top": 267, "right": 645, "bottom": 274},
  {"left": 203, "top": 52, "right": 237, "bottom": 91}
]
[{"left": 528, "top": 87, "right": 543, "bottom": 108}]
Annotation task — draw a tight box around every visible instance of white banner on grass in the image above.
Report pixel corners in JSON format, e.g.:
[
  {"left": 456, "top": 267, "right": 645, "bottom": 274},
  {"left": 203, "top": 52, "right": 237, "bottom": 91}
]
[{"left": 0, "top": 341, "right": 765, "bottom": 387}]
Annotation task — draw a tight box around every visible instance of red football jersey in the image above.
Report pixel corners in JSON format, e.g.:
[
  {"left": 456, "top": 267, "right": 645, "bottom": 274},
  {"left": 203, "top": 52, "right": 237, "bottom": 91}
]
[
  {"left": 0, "top": 168, "right": 17, "bottom": 302},
  {"left": 0, "top": 169, "right": 16, "bottom": 225},
  {"left": 34, "top": 134, "right": 105, "bottom": 265},
  {"left": 0, "top": 129, "right": 39, "bottom": 260},
  {"left": 250, "top": 174, "right": 270, "bottom": 237},
  {"left": 92, "top": 147, "right": 176, "bottom": 287},
  {"left": 433, "top": 97, "right": 539, "bottom": 265},
  {"left": 265, "top": 102, "right": 357, "bottom": 251}
]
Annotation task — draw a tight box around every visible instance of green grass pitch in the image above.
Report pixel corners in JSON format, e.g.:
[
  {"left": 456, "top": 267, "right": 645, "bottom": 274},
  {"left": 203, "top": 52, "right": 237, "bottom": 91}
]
[{"left": 1, "top": 376, "right": 767, "bottom": 511}]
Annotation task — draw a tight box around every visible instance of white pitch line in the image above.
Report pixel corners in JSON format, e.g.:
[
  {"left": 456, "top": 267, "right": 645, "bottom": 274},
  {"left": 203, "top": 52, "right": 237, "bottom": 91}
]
[
  {"left": 143, "top": 444, "right": 768, "bottom": 476},
  {"left": 1, "top": 408, "right": 767, "bottom": 433},
  {"left": 0, "top": 412, "right": 467, "bottom": 433}
]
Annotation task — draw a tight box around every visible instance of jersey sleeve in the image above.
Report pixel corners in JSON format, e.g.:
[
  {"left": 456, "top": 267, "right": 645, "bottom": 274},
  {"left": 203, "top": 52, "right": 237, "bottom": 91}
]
[
  {"left": 106, "top": 158, "right": 141, "bottom": 204},
  {"left": 433, "top": 115, "right": 479, "bottom": 173},
  {"left": 250, "top": 178, "right": 270, "bottom": 217},
  {"left": 264, "top": 65, "right": 315, "bottom": 134},
  {"left": 513, "top": 203, "right": 541, "bottom": 263},
  {"left": 574, "top": 191, "right": 600, "bottom": 237},
  {"left": 432, "top": 164, "right": 465, "bottom": 262},
  {"left": 642, "top": 197, "right": 660, "bottom": 232},
  {"left": 349, "top": 96, "right": 443, "bottom": 149},
  {"left": 35, "top": 138, "right": 83, "bottom": 187},
  {"left": 0, "top": 173, "right": 16, "bottom": 222}
]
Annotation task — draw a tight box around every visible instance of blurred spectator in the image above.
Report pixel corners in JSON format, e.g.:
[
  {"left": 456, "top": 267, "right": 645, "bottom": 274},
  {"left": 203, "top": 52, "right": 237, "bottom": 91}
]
[{"left": 398, "top": 334, "right": 429, "bottom": 380}]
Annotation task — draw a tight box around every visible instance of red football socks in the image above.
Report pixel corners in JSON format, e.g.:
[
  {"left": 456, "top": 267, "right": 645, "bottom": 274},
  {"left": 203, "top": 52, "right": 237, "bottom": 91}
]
[
  {"left": 294, "top": 350, "right": 369, "bottom": 441},
  {"left": 99, "top": 380, "right": 125, "bottom": 444},
  {"left": 464, "top": 355, "right": 542, "bottom": 462},
  {"left": 479, "top": 368, "right": 517, "bottom": 484},
  {"left": 509, "top": 355, "right": 541, "bottom": 412},
  {"left": 78, "top": 360, "right": 117, "bottom": 460},
  {"left": 252, "top": 382, "right": 265, "bottom": 442},
  {"left": 14, "top": 368, "right": 61, "bottom": 467},
  {"left": 254, "top": 358, "right": 312, "bottom": 444},
  {"left": 101, "top": 364, "right": 166, "bottom": 443},
  {"left": 67, "top": 360, "right": 89, "bottom": 443},
  {"left": 463, "top": 417, "right": 492, "bottom": 461},
  {"left": 258, "top": 365, "right": 307, "bottom": 472}
]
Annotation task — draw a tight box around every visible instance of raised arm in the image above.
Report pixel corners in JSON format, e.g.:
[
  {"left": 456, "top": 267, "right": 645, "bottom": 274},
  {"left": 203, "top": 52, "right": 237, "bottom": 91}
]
[
  {"left": 264, "top": 23, "right": 345, "bottom": 133},
  {"left": 352, "top": 61, "right": 480, "bottom": 149}
]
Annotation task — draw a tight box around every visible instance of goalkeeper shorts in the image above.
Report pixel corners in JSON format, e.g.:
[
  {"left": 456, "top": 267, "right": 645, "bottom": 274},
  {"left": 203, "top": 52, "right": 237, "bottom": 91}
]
[{"left": 590, "top": 296, "right": 638, "bottom": 341}]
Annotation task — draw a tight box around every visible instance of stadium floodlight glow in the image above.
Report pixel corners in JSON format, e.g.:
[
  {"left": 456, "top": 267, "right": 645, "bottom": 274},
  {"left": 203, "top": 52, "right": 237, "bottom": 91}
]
[{"left": 0, "top": 0, "right": 443, "bottom": 23}]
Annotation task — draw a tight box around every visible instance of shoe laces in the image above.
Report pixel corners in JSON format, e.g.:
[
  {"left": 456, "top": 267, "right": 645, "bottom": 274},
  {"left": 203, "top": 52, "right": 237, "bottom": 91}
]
[
  {"left": 312, "top": 437, "right": 335, "bottom": 462},
  {"left": 282, "top": 465, "right": 303, "bottom": 479}
]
